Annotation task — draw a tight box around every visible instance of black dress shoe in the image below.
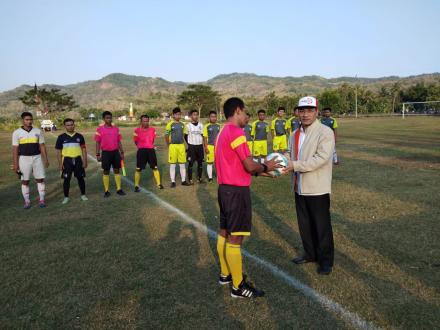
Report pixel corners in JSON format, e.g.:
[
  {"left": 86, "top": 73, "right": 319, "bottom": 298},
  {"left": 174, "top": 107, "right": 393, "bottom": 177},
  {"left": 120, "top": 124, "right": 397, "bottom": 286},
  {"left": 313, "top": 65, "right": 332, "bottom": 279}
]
[
  {"left": 291, "top": 256, "right": 315, "bottom": 264},
  {"left": 317, "top": 265, "right": 332, "bottom": 275}
]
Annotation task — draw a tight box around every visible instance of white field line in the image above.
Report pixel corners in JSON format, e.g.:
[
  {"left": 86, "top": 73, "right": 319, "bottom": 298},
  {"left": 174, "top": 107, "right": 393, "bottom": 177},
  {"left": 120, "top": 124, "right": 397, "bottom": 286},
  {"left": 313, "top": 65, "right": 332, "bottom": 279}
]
[{"left": 87, "top": 154, "right": 379, "bottom": 330}]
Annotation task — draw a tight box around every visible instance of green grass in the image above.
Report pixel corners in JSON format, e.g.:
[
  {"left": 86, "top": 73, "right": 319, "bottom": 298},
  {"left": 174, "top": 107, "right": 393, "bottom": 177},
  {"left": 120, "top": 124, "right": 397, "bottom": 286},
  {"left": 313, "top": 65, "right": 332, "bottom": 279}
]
[{"left": 1, "top": 117, "right": 439, "bottom": 329}]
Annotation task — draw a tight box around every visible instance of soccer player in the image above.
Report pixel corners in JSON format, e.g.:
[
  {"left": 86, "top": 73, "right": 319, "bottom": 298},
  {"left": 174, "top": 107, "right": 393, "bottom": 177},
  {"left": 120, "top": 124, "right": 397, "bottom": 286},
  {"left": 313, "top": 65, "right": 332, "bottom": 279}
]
[
  {"left": 186, "top": 109, "right": 204, "bottom": 184},
  {"left": 243, "top": 113, "right": 253, "bottom": 154},
  {"left": 165, "top": 107, "right": 190, "bottom": 187},
  {"left": 95, "top": 111, "right": 126, "bottom": 197},
  {"left": 271, "top": 106, "right": 288, "bottom": 153},
  {"left": 133, "top": 114, "right": 164, "bottom": 191},
  {"left": 286, "top": 106, "right": 301, "bottom": 135},
  {"left": 12, "top": 111, "right": 49, "bottom": 209},
  {"left": 55, "top": 118, "right": 88, "bottom": 204},
  {"left": 203, "top": 111, "right": 221, "bottom": 183},
  {"left": 251, "top": 109, "right": 269, "bottom": 163},
  {"left": 320, "top": 107, "right": 339, "bottom": 165},
  {"left": 215, "top": 97, "right": 279, "bottom": 298}
]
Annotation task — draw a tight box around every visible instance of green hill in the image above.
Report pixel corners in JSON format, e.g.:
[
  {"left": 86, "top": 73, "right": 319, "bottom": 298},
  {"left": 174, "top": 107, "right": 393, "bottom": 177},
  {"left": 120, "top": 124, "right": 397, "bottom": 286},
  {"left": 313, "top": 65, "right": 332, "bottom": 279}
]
[{"left": 1, "top": 72, "right": 439, "bottom": 117}]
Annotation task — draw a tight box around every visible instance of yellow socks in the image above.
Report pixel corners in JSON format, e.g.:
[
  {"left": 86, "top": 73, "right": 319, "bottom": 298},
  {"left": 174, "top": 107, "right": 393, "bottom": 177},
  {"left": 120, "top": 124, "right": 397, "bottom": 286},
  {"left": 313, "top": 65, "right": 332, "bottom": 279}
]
[
  {"left": 225, "top": 242, "right": 243, "bottom": 288},
  {"left": 216, "top": 235, "right": 230, "bottom": 276},
  {"left": 103, "top": 174, "right": 110, "bottom": 192},
  {"left": 134, "top": 170, "right": 141, "bottom": 187},
  {"left": 153, "top": 169, "right": 161, "bottom": 186},
  {"left": 115, "top": 174, "right": 122, "bottom": 190}
]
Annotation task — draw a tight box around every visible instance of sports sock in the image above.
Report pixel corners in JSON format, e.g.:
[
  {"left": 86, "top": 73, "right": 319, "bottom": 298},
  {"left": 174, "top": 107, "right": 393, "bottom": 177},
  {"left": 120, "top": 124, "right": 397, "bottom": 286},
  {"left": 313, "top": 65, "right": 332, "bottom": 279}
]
[
  {"left": 170, "top": 164, "right": 176, "bottom": 182},
  {"left": 37, "top": 182, "right": 46, "bottom": 201},
  {"left": 21, "top": 184, "right": 30, "bottom": 203},
  {"left": 217, "top": 235, "right": 230, "bottom": 276},
  {"left": 103, "top": 174, "right": 110, "bottom": 192},
  {"left": 114, "top": 174, "right": 122, "bottom": 190},
  {"left": 77, "top": 177, "right": 86, "bottom": 195},
  {"left": 225, "top": 242, "right": 243, "bottom": 288},
  {"left": 134, "top": 169, "right": 141, "bottom": 187},
  {"left": 207, "top": 164, "right": 213, "bottom": 179},
  {"left": 153, "top": 169, "right": 161, "bottom": 186},
  {"left": 179, "top": 164, "right": 186, "bottom": 182}
]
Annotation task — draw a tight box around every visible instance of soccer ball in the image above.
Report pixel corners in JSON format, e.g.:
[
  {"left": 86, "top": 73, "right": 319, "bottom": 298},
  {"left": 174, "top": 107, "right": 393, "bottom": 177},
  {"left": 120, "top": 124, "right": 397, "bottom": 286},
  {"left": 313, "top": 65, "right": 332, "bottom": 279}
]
[{"left": 266, "top": 153, "right": 289, "bottom": 177}]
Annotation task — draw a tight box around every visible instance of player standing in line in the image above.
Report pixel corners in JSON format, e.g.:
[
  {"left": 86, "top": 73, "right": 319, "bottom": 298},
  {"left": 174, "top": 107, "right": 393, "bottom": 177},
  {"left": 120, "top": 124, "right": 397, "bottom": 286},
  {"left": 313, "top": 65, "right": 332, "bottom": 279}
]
[
  {"left": 271, "top": 106, "right": 288, "bottom": 153},
  {"left": 203, "top": 111, "right": 221, "bottom": 183},
  {"left": 286, "top": 106, "right": 301, "bottom": 135},
  {"left": 133, "top": 114, "right": 164, "bottom": 191},
  {"left": 251, "top": 109, "right": 269, "bottom": 163},
  {"left": 95, "top": 111, "right": 126, "bottom": 197},
  {"left": 186, "top": 109, "right": 204, "bottom": 184},
  {"left": 243, "top": 113, "right": 253, "bottom": 154},
  {"left": 165, "top": 107, "right": 190, "bottom": 188},
  {"left": 320, "top": 107, "right": 339, "bottom": 165},
  {"left": 215, "top": 97, "right": 280, "bottom": 298},
  {"left": 55, "top": 118, "right": 88, "bottom": 204},
  {"left": 12, "top": 112, "right": 49, "bottom": 209}
]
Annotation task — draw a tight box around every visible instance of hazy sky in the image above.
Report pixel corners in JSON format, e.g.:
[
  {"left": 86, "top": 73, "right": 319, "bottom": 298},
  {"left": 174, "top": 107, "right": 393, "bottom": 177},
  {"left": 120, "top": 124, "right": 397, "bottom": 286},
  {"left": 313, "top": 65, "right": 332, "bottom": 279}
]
[{"left": 1, "top": 0, "right": 439, "bottom": 91}]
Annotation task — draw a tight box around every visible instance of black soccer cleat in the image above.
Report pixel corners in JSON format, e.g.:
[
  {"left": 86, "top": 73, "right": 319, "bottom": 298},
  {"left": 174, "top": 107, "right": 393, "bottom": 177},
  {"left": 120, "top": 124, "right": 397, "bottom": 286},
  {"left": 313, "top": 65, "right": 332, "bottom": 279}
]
[
  {"left": 170, "top": 182, "right": 176, "bottom": 188},
  {"left": 219, "top": 274, "right": 232, "bottom": 285},
  {"left": 104, "top": 191, "right": 111, "bottom": 198},
  {"left": 197, "top": 178, "right": 205, "bottom": 184},
  {"left": 134, "top": 186, "right": 141, "bottom": 193},
  {"left": 181, "top": 181, "right": 191, "bottom": 186},
  {"left": 157, "top": 184, "right": 164, "bottom": 190},
  {"left": 231, "top": 280, "right": 265, "bottom": 298},
  {"left": 208, "top": 178, "right": 213, "bottom": 183},
  {"left": 116, "top": 189, "right": 126, "bottom": 196}
]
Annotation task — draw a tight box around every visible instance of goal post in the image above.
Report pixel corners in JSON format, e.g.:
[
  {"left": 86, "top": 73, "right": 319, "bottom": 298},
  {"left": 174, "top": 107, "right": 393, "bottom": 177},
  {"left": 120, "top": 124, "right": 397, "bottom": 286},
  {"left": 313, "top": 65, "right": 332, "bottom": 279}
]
[{"left": 401, "top": 101, "right": 440, "bottom": 119}]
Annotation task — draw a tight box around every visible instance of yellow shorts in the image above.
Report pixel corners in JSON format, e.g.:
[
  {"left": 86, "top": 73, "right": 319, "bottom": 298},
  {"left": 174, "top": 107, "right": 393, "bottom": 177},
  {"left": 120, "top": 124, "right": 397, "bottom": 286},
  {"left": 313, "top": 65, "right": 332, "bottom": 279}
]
[
  {"left": 273, "top": 135, "right": 287, "bottom": 151},
  {"left": 168, "top": 144, "right": 186, "bottom": 163},
  {"left": 206, "top": 144, "right": 215, "bottom": 163},
  {"left": 247, "top": 141, "right": 253, "bottom": 153},
  {"left": 253, "top": 140, "right": 268, "bottom": 157}
]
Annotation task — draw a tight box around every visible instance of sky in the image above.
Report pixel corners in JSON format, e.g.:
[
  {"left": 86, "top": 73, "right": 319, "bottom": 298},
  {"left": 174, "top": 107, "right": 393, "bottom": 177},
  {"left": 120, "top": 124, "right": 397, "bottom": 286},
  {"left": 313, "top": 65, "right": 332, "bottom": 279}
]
[{"left": 0, "top": 0, "right": 439, "bottom": 91}]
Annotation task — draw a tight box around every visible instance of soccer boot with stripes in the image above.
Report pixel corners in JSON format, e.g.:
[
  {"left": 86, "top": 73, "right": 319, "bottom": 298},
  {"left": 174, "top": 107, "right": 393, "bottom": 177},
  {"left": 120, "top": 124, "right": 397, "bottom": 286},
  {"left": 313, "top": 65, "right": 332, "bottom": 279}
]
[{"left": 231, "top": 280, "right": 264, "bottom": 298}]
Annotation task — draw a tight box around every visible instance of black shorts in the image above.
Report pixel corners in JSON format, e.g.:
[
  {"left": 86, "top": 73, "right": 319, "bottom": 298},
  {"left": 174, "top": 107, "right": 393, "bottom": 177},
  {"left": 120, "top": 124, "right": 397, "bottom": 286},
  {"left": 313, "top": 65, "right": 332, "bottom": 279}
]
[
  {"left": 63, "top": 156, "right": 85, "bottom": 178},
  {"left": 187, "top": 144, "right": 204, "bottom": 163},
  {"left": 136, "top": 148, "right": 158, "bottom": 170},
  {"left": 101, "top": 150, "right": 121, "bottom": 171},
  {"left": 218, "top": 184, "right": 252, "bottom": 236}
]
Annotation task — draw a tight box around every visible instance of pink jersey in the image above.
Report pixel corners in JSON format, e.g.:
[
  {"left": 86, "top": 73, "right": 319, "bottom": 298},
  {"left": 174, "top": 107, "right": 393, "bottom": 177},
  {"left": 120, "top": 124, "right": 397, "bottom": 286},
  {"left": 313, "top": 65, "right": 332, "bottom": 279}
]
[
  {"left": 95, "top": 125, "right": 121, "bottom": 151},
  {"left": 133, "top": 127, "right": 156, "bottom": 149},
  {"left": 215, "top": 122, "right": 251, "bottom": 186}
]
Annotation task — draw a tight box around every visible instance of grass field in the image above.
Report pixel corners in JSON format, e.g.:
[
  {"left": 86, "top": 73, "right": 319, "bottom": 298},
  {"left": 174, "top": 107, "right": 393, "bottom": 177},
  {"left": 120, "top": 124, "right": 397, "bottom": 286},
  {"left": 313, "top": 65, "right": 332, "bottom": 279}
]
[{"left": 1, "top": 117, "right": 439, "bottom": 329}]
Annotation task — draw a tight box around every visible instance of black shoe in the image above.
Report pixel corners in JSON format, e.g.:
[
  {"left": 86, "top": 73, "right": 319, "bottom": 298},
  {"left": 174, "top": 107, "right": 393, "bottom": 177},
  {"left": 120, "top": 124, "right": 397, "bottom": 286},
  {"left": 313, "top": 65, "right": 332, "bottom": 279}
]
[
  {"left": 208, "top": 178, "right": 213, "bottom": 183},
  {"left": 116, "top": 189, "right": 126, "bottom": 196},
  {"left": 231, "top": 280, "right": 264, "bottom": 298},
  {"left": 182, "top": 181, "right": 191, "bottom": 186},
  {"left": 134, "top": 186, "right": 140, "bottom": 192},
  {"left": 188, "top": 179, "right": 194, "bottom": 185},
  {"left": 219, "top": 273, "right": 247, "bottom": 286},
  {"left": 157, "top": 184, "right": 164, "bottom": 190},
  {"left": 219, "top": 274, "right": 232, "bottom": 285},
  {"left": 292, "top": 256, "right": 315, "bottom": 264},
  {"left": 317, "top": 265, "right": 332, "bottom": 275},
  {"left": 104, "top": 191, "right": 111, "bottom": 198},
  {"left": 170, "top": 182, "right": 176, "bottom": 188},
  {"left": 197, "top": 178, "right": 205, "bottom": 184}
]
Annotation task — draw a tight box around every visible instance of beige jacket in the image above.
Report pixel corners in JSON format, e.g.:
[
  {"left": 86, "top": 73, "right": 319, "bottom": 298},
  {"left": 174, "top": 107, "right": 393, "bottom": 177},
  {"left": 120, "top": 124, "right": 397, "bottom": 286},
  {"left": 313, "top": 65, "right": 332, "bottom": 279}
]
[{"left": 288, "top": 119, "right": 335, "bottom": 195}]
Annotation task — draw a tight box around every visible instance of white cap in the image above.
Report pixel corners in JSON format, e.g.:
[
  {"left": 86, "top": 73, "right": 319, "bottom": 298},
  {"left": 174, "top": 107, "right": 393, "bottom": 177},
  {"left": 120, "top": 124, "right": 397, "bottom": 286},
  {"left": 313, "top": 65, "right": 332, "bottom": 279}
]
[{"left": 298, "top": 96, "right": 318, "bottom": 108}]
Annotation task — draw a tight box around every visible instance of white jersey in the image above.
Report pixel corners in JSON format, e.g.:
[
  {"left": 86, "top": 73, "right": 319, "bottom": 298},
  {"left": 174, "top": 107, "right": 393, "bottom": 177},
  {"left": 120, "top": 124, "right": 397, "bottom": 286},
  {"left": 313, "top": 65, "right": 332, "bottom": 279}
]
[{"left": 186, "top": 122, "right": 203, "bottom": 145}]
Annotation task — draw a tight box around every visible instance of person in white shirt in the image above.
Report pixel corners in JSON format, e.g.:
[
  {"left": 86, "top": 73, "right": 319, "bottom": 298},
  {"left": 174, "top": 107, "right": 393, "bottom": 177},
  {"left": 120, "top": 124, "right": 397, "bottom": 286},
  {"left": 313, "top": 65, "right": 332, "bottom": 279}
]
[
  {"left": 284, "top": 96, "right": 335, "bottom": 275},
  {"left": 12, "top": 111, "right": 50, "bottom": 209},
  {"left": 185, "top": 110, "right": 204, "bottom": 184}
]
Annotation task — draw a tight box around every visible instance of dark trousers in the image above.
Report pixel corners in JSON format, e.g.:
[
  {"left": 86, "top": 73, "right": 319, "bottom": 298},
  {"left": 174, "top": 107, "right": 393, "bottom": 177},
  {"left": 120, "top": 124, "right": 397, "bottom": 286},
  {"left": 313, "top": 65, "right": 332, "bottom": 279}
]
[
  {"left": 187, "top": 144, "right": 204, "bottom": 180},
  {"left": 295, "top": 193, "right": 334, "bottom": 267}
]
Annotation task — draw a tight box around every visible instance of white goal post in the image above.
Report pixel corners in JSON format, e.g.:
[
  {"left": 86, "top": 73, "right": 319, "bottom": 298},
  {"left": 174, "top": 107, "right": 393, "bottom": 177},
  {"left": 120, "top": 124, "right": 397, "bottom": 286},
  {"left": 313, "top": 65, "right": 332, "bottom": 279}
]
[{"left": 401, "top": 101, "right": 440, "bottom": 119}]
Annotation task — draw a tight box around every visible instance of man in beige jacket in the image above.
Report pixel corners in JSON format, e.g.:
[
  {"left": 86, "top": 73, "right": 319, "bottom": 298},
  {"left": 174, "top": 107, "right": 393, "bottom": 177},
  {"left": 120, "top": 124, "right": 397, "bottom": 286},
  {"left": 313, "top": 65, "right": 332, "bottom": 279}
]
[{"left": 284, "top": 96, "right": 335, "bottom": 275}]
